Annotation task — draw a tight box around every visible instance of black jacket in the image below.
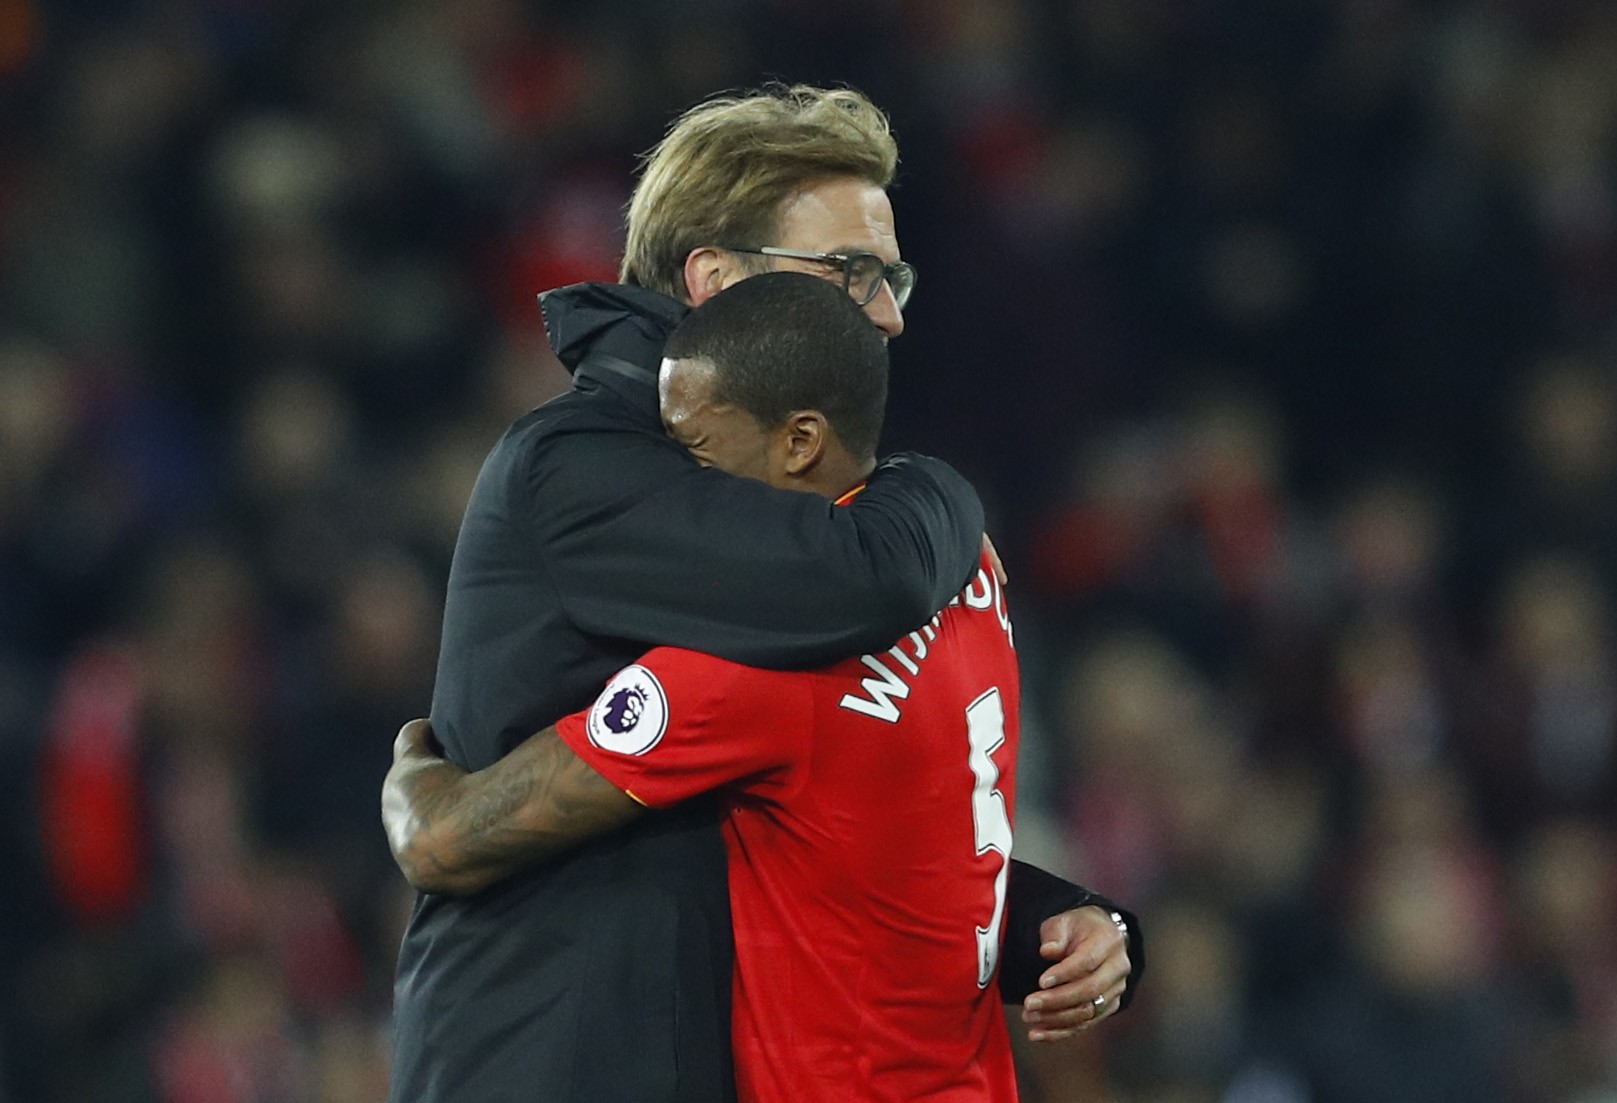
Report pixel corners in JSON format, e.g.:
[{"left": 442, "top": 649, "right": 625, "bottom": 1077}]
[{"left": 390, "top": 283, "right": 1140, "bottom": 1103}]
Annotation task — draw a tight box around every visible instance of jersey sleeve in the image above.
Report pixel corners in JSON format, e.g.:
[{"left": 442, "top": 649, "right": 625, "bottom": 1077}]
[{"left": 554, "top": 647, "right": 811, "bottom": 809}]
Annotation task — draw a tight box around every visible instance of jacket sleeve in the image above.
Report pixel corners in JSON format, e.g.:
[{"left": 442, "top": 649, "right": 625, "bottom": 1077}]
[
  {"left": 520, "top": 428, "right": 985, "bottom": 669},
  {"left": 998, "top": 859, "right": 1145, "bottom": 1009}
]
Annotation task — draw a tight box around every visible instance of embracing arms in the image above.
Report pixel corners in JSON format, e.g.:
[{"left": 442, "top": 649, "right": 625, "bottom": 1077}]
[
  {"left": 381, "top": 721, "right": 633, "bottom": 896},
  {"left": 526, "top": 433, "right": 987, "bottom": 668},
  {"left": 382, "top": 717, "right": 1140, "bottom": 1039}
]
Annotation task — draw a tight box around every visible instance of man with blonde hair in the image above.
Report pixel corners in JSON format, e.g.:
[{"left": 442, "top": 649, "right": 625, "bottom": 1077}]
[
  {"left": 617, "top": 85, "right": 908, "bottom": 341},
  {"left": 389, "top": 85, "right": 1139, "bottom": 1103}
]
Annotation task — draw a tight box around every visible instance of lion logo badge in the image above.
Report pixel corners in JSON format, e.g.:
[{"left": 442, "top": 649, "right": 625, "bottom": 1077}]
[
  {"left": 586, "top": 665, "right": 668, "bottom": 755},
  {"left": 602, "top": 686, "right": 648, "bottom": 733}
]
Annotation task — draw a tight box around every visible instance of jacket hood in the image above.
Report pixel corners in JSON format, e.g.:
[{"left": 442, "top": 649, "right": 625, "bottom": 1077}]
[{"left": 539, "top": 283, "right": 690, "bottom": 375}]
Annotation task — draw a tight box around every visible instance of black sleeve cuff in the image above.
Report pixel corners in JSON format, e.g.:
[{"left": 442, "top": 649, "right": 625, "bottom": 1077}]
[{"left": 997, "top": 858, "right": 1146, "bottom": 1010}]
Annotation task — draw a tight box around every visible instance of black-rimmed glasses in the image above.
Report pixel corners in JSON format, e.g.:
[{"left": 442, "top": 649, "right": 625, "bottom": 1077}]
[{"left": 727, "top": 246, "right": 917, "bottom": 309}]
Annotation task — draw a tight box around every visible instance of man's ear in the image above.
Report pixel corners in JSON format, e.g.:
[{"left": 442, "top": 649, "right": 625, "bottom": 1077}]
[
  {"left": 781, "top": 411, "right": 830, "bottom": 476},
  {"left": 683, "top": 248, "right": 745, "bottom": 306}
]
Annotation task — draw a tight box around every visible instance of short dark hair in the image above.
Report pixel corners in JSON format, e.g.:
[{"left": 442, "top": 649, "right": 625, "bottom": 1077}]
[{"left": 663, "top": 272, "right": 889, "bottom": 458}]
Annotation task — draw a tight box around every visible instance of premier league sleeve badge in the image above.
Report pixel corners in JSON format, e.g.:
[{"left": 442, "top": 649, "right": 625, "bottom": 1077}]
[{"left": 585, "top": 664, "right": 670, "bottom": 755}]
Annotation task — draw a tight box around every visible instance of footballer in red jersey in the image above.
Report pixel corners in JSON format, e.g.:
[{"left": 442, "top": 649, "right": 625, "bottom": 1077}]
[{"left": 553, "top": 552, "right": 1020, "bottom": 1103}]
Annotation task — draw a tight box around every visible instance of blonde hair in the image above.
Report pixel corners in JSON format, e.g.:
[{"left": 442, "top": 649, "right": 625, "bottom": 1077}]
[{"left": 621, "top": 84, "right": 899, "bottom": 299}]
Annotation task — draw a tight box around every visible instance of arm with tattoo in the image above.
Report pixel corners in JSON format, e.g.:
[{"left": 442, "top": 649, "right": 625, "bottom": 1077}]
[{"left": 382, "top": 719, "right": 643, "bottom": 895}]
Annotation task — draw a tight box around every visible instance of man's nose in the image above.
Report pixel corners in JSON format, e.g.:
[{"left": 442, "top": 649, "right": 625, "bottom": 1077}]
[{"left": 863, "top": 281, "right": 905, "bottom": 339}]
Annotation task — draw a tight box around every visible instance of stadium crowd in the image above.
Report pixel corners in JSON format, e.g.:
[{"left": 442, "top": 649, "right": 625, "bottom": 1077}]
[{"left": 1, "top": 0, "right": 1614, "bottom": 1101}]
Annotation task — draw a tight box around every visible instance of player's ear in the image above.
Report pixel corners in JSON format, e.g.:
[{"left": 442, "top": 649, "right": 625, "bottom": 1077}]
[
  {"left": 780, "top": 411, "right": 828, "bottom": 476},
  {"left": 683, "top": 248, "right": 743, "bottom": 306}
]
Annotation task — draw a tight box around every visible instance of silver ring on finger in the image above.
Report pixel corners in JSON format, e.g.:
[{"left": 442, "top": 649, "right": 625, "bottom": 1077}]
[{"left": 1092, "top": 994, "right": 1107, "bottom": 1010}]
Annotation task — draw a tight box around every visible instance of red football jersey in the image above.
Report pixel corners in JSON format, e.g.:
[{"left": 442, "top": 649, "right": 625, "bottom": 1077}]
[{"left": 556, "top": 555, "right": 1021, "bottom": 1103}]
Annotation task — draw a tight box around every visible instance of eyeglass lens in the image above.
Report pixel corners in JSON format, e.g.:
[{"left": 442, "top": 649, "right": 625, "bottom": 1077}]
[{"left": 845, "top": 254, "right": 914, "bottom": 309}]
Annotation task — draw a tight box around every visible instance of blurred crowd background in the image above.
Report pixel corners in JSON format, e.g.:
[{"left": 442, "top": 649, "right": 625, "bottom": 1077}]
[{"left": 2, "top": 0, "right": 1615, "bottom": 1101}]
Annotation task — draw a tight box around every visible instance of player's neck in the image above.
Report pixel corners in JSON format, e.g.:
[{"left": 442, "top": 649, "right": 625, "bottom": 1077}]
[{"left": 801, "top": 455, "right": 876, "bottom": 503}]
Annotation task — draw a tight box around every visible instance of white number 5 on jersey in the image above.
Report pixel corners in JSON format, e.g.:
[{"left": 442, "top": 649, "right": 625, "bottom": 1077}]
[{"left": 966, "top": 688, "right": 1013, "bottom": 988}]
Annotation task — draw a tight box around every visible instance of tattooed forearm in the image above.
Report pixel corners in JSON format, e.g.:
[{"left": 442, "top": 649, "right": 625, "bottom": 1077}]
[
  {"left": 456, "top": 750, "right": 541, "bottom": 869},
  {"left": 384, "top": 726, "right": 642, "bottom": 896}
]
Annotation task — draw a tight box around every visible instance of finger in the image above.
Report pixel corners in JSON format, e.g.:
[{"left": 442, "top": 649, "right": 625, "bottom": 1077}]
[
  {"left": 1023, "top": 1004, "right": 1093, "bottom": 1032},
  {"left": 1080, "top": 980, "right": 1129, "bottom": 1030},
  {"left": 1095, "top": 979, "right": 1127, "bottom": 1018},
  {"left": 1038, "top": 911, "right": 1081, "bottom": 961},
  {"left": 1026, "top": 1025, "right": 1081, "bottom": 1043},
  {"left": 1036, "top": 939, "right": 1109, "bottom": 990},
  {"left": 1037, "top": 906, "right": 1119, "bottom": 961},
  {"left": 1021, "top": 976, "right": 1125, "bottom": 1035},
  {"left": 393, "top": 718, "right": 437, "bottom": 762},
  {"left": 1022, "top": 977, "right": 1114, "bottom": 1026},
  {"left": 982, "top": 534, "right": 1009, "bottom": 585},
  {"left": 1038, "top": 911, "right": 1128, "bottom": 983},
  {"left": 1024, "top": 975, "right": 1130, "bottom": 1036}
]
